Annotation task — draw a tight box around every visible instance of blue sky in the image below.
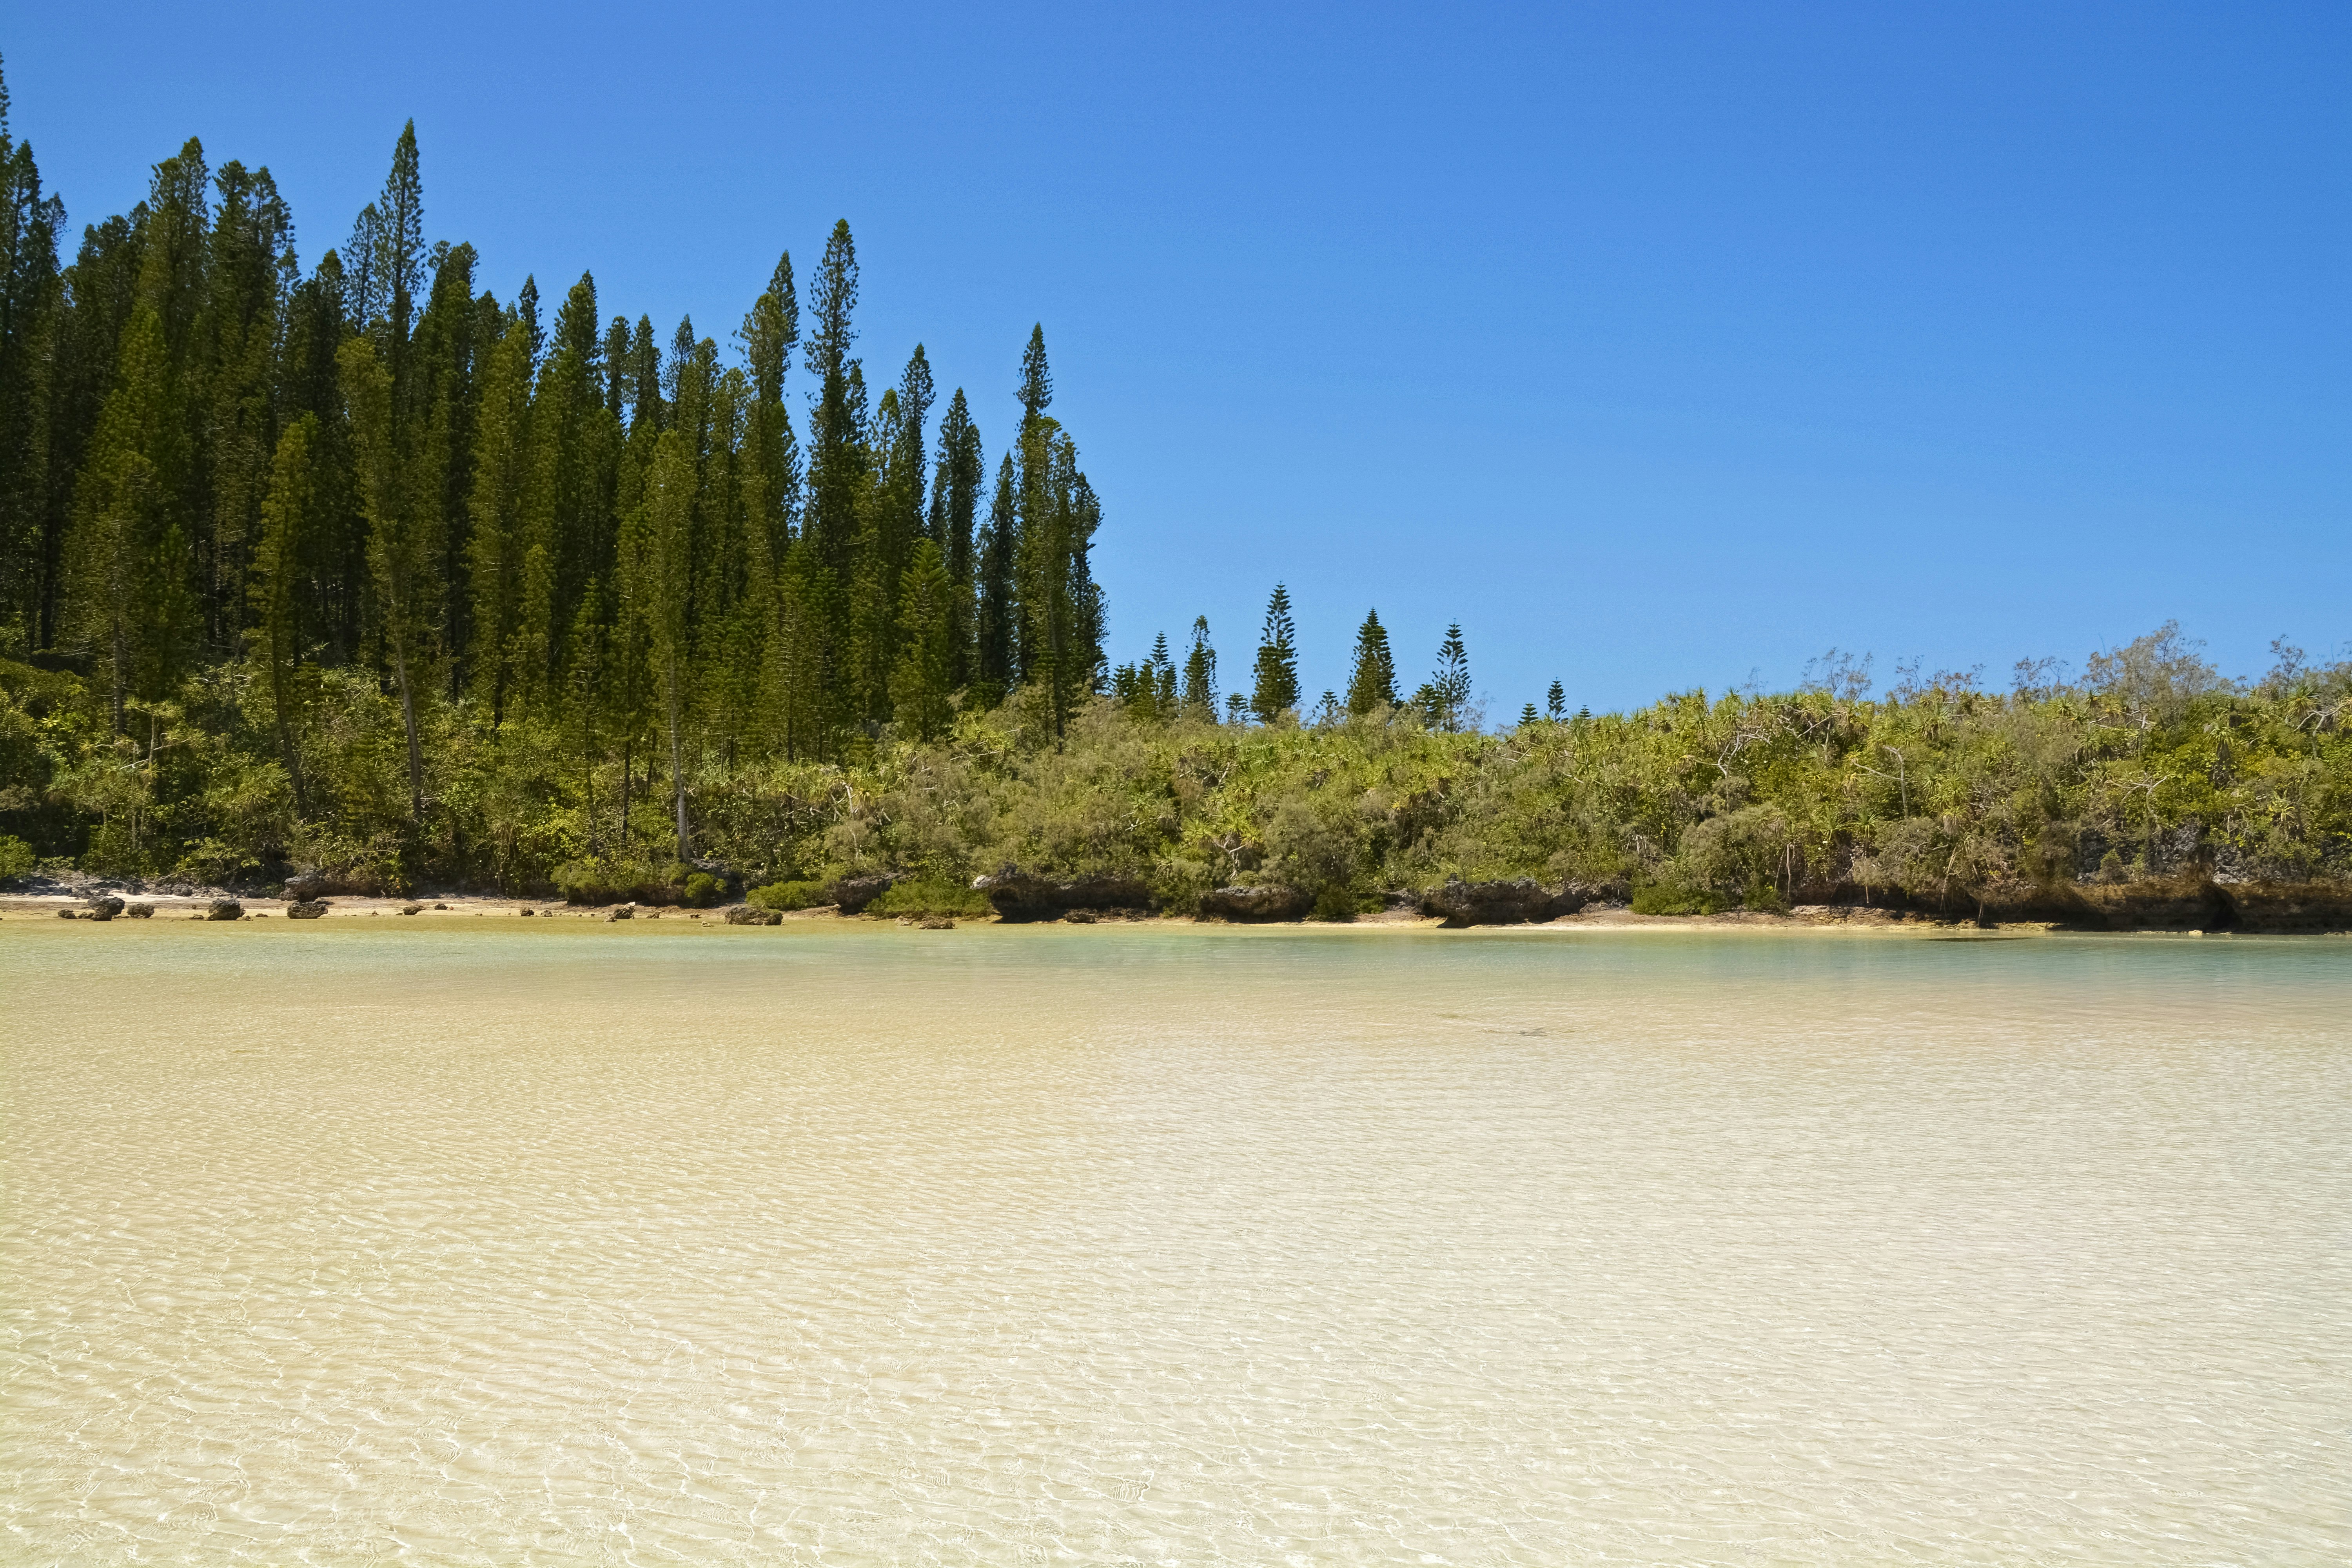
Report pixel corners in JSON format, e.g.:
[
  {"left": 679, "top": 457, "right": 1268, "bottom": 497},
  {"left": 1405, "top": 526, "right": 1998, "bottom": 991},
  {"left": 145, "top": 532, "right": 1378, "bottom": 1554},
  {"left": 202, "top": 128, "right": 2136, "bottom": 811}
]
[{"left": 9, "top": 2, "right": 2346, "bottom": 714}]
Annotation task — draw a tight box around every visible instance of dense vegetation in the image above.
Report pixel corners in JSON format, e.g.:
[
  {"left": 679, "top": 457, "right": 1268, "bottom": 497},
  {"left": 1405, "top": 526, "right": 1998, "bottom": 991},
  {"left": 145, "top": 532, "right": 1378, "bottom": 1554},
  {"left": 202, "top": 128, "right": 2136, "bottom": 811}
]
[{"left": 2, "top": 83, "right": 2346, "bottom": 916}]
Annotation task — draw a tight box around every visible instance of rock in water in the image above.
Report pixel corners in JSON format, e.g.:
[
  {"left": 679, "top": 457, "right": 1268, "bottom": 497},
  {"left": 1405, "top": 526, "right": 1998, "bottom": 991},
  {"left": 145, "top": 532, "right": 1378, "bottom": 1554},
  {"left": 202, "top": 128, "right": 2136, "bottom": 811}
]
[
  {"left": 205, "top": 899, "right": 244, "bottom": 921},
  {"left": 126, "top": 902, "right": 154, "bottom": 918},
  {"left": 84, "top": 895, "right": 125, "bottom": 921},
  {"left": 286, "top": 900, "right": 329, "bottom": 920},
  {"left": 518, "top": 907, "right": 535, "bottom": 917},
  {"left": 723, "top": 905, "right": 782, "bottom": 926},
  {"left": 605, "top": 904, "right": 635, "bottom": 922},
  {"left": 1198, "top": 885, "right": 1312, "bottom": 922}
]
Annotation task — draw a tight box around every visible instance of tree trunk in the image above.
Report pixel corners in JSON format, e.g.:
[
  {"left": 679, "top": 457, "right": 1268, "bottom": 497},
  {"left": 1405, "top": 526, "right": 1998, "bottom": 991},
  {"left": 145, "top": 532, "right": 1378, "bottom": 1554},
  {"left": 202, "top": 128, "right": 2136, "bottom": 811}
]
[
  {"left": 667, "top": 657, "right": 690, "bottom": 860},
  {"left": 389, "top": 625, "right": 424, "bottom": 828}
]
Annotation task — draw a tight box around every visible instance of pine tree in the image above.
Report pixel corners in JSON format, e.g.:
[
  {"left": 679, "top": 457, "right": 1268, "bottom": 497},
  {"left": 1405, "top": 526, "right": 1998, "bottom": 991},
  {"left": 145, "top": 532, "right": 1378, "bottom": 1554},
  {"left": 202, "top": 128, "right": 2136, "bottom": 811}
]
[
  {"left": 737, "top": 251, "right": 800, "bottom": 753},
  {"left": 1181, "top": 615, "right": 1217, "bottom": 718},
  {"left": 249, "top": 413, "right": 319, "bottom": 808},
  {"left": 274, "top": 248, "right": 356, "bottom": 664},
  {"left": 800, "top": 221, "right": 864, "bottom": 743},
  {"left": 338, "top": 335, "right": 430, "bottom": 825},
  {"left": 404, "top": 242, "right": 479, "bottom": 698},
  {"left": 1422, "top": 621, "right": 1471, "bottom": 733},
  {"left": 627, "top": 314, "right": 660, "bottom": 428},
  {"left": 857, "top": 344, "right": 932, "bottom": 727},
  {"left": 738, "top": 251, "right": 797, "bottom": 405},
  {"left": 972, "top": 452, "right": 1017, "bottom": 706},
  {"left": 0, "top": 65, "right": 67, "bottom": 651},
  {"left": 1017, "top": 323, "right": 1051, "bottom": 421},
  {"left": 1250, "top": 583, "right": 1299, "bottom": 723},
  {"left": 928, "top": 387, "right": 982, "bottom": 686},
  {"left": 601, "top": 315, "right": 629, "bottom": 418},
  {"left": 554, "top": 271, "right": 601, "bottom": 374},
  {"left": 1149, "top": 631, "right": 1176, "bottom": 720},
  {"left": 1004, "top": 327, "right": 1103, "bottom": 736},
  {"left": 467, "top": 315, "right": 534, "bottom": 722},
  {"left": 194, "top": 158, "right": 292, "bottom": 654},
  {"left": 364, "top": 121, "right": 424, "bottom": 356},
  {"left": 632, "top": 425, "right": 696, "bottom": 858},
  {"left": 1546, "top": 680, "right": 1565, "bottom": 721},
  {"left": 1345, "top": 608, "right": 1396, "bottom": 716},
  {"left": 514, "top": 274, "right": 542, "bottom": 369},
  {"left": 888, "top": 538, "right": 953, "bottom": 739},
  {"left": 1519, "top": 702, "right": 1539, "bottom": 727},
  {"left": 67, "top": 302, "right": 171, "bottom": 733},
  {"left": 565, "top": 578, "right": 607, "bottom": 851}
]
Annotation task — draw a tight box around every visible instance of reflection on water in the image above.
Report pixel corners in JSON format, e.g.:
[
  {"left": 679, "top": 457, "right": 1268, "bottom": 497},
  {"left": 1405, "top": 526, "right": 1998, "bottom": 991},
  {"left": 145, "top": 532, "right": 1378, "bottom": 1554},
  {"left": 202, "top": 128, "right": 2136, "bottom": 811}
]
[{"left": 3, "top": 923, "right": 2348, "bottom": 1564}]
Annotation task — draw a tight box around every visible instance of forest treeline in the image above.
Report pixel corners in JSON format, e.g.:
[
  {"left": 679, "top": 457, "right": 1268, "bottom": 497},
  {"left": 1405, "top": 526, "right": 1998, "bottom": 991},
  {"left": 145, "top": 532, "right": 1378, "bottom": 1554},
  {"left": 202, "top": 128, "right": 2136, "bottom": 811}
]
[
  {"left": 2, "top": 86, "right": 2347, "bottom": 917},
  {"left": 0, "top": 95, "right": 1108, "bottom": 841}
]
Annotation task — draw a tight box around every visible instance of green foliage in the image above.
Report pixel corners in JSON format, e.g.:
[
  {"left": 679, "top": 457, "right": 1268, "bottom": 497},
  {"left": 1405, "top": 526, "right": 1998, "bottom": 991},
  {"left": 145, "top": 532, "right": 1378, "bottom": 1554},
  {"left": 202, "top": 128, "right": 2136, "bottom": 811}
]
[
  {"left": 1346, "top": 610, "right": 1397, "bottom": 716},
  {"left": 1250, "top": 584, "right": 1299, "bottom": 722},
  {"left": 748, "top": 877, "right": 828, "bottom": 911},
  {"left": 1632, "top": 880, "right": 1724, "bottom": 916},
  {"left": 864, "top": 877, "right": 991, "bottom": 918},
  {"left": 0, "top": 116, "right": 2345, "bottom": 922},
  {"left": 0, "top": 833, "right": 33, "bottom": 880}
]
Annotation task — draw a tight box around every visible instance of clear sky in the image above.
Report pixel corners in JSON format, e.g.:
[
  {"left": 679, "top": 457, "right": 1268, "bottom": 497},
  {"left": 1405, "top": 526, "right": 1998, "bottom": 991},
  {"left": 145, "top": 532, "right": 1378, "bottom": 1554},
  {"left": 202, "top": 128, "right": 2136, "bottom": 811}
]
[{"left": 9, "top": 2, "right": 2346, "bottom": 715}]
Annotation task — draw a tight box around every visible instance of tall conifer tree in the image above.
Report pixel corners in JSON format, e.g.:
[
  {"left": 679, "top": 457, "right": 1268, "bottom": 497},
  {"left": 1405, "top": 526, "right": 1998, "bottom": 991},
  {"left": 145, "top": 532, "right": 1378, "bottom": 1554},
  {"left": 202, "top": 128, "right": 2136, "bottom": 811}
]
[
  {"left": 972, "top": 452, "right": 1016, "bottom": 706},
  {"left": 928, "top": 387, "right": 982, "bottom": 685},
  {"left": 1181, "top": 616, "right": 1218, "bottom": 719},
  {"left": 1345, "top": 608, "right": 1396, "bottom": 716},
  {"left": 467, "top": 315, "right": 534, "bottom": 722},
  {"left": 1419, "top": 622, "right": 1471, "bottom": 733},
  {"left": 888, "top": 538, "right": 954, "bottom": 739},
  {"left": 1250, "top": 584, "right": 1299, "bottom": 723},
  {"left": 0, "top": 63, "right": 67, "bottom": 650},
  {"left": 249, "top": 413, "right": 319, "bottom": 807},
  {"left": 338, "top": 335, "right": 430, "bottom": 825}
]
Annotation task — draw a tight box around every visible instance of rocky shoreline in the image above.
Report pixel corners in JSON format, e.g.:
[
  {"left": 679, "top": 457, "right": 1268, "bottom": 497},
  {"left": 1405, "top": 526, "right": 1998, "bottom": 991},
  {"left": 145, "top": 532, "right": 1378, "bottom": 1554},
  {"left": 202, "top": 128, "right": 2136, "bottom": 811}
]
[{"left": 5, "top": 867, "right": 2345, "bottom": 936}]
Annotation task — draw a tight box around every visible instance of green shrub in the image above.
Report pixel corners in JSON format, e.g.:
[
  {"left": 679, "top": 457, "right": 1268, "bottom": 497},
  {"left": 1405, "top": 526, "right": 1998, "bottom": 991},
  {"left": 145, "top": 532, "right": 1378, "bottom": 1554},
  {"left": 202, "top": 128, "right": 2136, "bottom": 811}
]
[
  {"left": 1631, "top": 880, "right": 1723, "bottom": 916},
  {"left": 554, "top": 856, "right": 666, "bottom": 906},
  {"left": 1308, "top": 887, "right": 1370, "bottom": 922},
  {"left": 0, "top": 834, "right": 33, "bottom": 882},
  {"left": 747, "top": 878, "right": 829, "bottom": 911},
  {"left": 865, "top": 877, "right": 992, "bottom": 918},
  {"left": 682, "top": 871, "right": 723, "bottom": 907}
]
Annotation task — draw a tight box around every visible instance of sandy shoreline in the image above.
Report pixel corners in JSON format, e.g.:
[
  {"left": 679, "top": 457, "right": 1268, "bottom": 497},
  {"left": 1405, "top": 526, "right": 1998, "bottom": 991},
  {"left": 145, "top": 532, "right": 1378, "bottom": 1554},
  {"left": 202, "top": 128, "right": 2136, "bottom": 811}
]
[{"left": 4, "top": 887, "right": 2324, "bottom": 936}]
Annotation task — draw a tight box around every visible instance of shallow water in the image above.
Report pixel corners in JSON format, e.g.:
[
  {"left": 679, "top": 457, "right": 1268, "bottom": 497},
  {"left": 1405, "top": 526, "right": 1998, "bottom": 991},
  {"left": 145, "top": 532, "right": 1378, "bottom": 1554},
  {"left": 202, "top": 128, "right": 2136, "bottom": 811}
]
[{"left": 3, "top": 922, "right": 2348, "bottom": 1565}]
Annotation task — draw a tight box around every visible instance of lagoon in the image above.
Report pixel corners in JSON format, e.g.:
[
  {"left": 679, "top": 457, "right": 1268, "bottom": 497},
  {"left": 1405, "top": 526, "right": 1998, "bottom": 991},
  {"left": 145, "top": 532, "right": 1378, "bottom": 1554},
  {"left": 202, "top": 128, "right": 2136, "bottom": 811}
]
[{"left": 4, "top": 922, "right": 2348, "bottom": 1564}]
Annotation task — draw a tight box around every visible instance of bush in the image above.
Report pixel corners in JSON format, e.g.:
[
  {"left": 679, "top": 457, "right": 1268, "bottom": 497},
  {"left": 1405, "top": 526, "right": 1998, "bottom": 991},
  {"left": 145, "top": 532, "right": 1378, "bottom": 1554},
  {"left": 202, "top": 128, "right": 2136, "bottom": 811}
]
[
  {"left": 681, "top": 871, "right": 723, "bottom": 908},
  {"left": 747, "top": 878, "right": 829, "bottom": 911},
  {"left": 0, "top": 834, "right": 33, "bottom": 882},
  {"left": 554, "top": 855, "right": 667, "bottom": 906},
  {"left": 1631, "top": 879, "right": 1724, "bottom": 916},
  {"left": 865, "top": 877, "right": 992, "bottom": 918},
  {"left": 1308, "top": 886, "right": 1373, "bottom": 922}
]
